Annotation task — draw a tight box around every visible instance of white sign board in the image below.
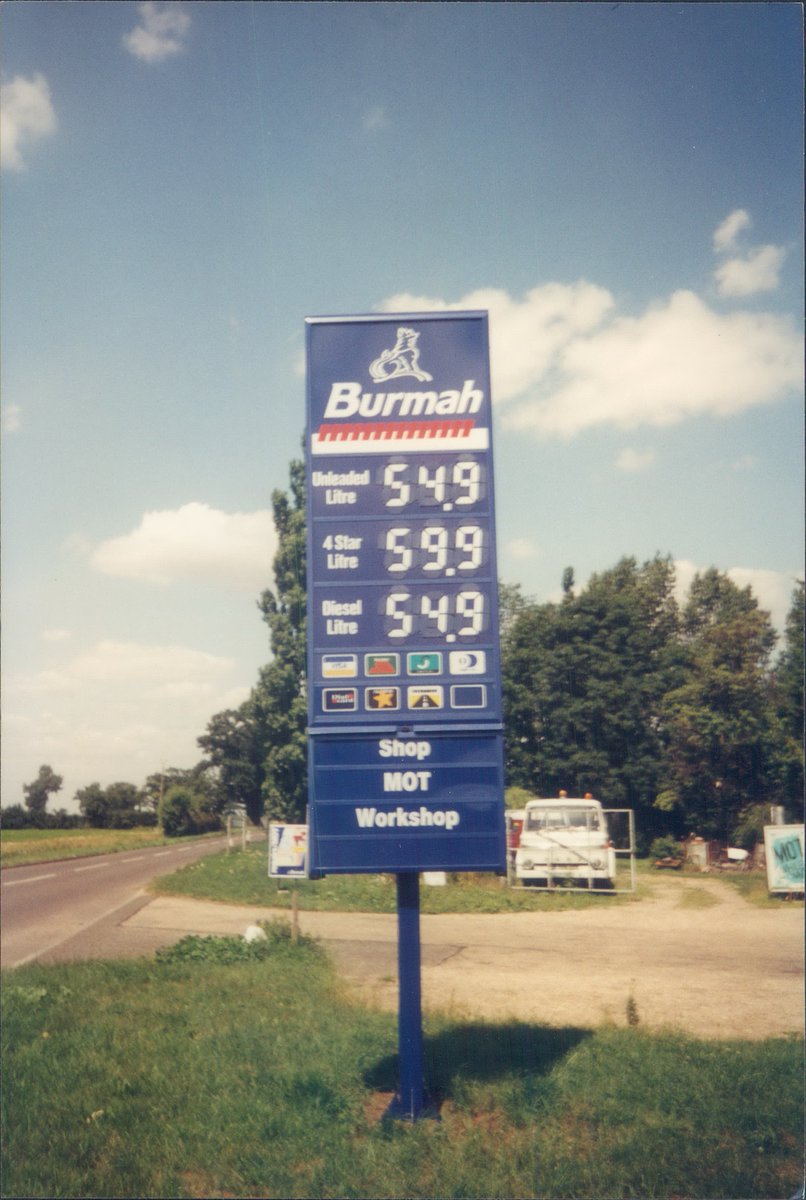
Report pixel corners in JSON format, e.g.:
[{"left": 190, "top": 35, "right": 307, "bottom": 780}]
[
  {"left": 764, "top": 824, "right": 804, "bottom": 893},
  {"left": 268, "top": 823, "right": 309, "bottom": 878}
]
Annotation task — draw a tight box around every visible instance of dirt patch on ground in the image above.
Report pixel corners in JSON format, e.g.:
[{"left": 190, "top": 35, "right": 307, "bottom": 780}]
[
  {"left": 335, "top": 877, "right": 804, "bottom": 1039},
  {"left": 125, "top": 875, "right": 803, "bottom": 1040}
]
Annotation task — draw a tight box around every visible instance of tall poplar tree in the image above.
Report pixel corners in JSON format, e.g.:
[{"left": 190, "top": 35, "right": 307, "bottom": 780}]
[{"left": 255, "top": 457, "right": 308, "bottom": 821}]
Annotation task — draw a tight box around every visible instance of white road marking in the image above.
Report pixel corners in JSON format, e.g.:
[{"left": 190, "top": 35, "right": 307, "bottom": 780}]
[
  {"left": 3, "top": 872, "right": 57, "bottom": 887},
  {"left": 74, "top": 862, "right": 110, "bottom": 872}
]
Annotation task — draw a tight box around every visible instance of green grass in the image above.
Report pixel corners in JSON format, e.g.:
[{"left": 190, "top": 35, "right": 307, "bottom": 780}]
[
  {"left": 150, "top": 844, "right": 648, "bottom": 913},
  {"left": 676, "top": 885, "right": 720, "bottom": 909},
  {"left": 2, "top": 945, "right": 802, "bottom": 1199},
  {"left": 0, "top": 827, "right": 181, "bottom": 868},
  {"left": 643, "top": 859, "right": 804, "bottom": 909},
  {"left": 716, "top": 870, "right": 805, "bottom": 908}
]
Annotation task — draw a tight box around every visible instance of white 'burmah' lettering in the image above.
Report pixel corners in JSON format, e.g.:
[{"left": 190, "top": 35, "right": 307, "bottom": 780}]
[
  {"left": 354, "top": 806, "right": 460, "bottom": 830},
  {"left": 324, "top": 380, "right": 483, "bottom": 420}
]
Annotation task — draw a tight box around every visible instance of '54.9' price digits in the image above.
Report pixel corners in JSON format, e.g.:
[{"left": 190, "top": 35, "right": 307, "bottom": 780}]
[
  {"left": 384, "top": 589, "right": 487, "bottom": 639},
  {"left": 383, "top": 460, "right": 484, "bottom": 508}
]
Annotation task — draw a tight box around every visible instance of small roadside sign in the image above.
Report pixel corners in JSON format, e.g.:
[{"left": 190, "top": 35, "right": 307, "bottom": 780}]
[{"left": 269, "top": 823, "right": 308, "bottom": 878}]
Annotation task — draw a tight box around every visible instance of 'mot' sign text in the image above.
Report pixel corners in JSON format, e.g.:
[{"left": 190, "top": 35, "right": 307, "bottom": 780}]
[{"left": 305, "top": 312, "right": 506, "bottom": 874}]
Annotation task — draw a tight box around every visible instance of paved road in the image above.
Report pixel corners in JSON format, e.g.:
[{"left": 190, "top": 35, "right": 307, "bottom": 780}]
[
  {"left": 1, "top": 837, "right": 229, "bottom": 968},
  {"left": 3, "top": 853, "right": 803, "bottom": 1039}
]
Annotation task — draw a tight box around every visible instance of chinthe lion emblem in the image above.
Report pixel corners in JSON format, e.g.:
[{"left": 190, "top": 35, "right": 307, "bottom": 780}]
[{"left": 369, "top": 327, "right": 433, "bottom": 383}]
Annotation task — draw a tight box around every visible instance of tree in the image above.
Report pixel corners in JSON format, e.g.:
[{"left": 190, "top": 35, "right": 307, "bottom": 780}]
[
  {"left": 76, "top": 783, "right": 109, "bottom": 827},
  {"left": 197, "top": 702, "right": 263, "bottom": 823},
  {"left": 76, "top": 781, "right": 153, "bottom": 828},
  {"left": 776, "top": 580, "right": 805, "bottom": 741},
  {"left": 23, "top": 765, "right": 63, "bottom": 819},
  {"left": 196, "top": 458, "right": 308, "bottom": 825},
  {"left": 159, "top": 785, "right": 220, "bottom": 837},
  {"left": 255, "top": 457, "right": 308, "bottom": 822},
  {"left": 502, "top": 556, "right": 682, "bottom": 842},
  {"left": 659, "top": 568, "right": 779, "bottom": 839},
  {"left": 768, "top": 580, "right": 805, "bottom": 811},
  {"left": 143, "top": 764, "right": 221, "bottom": 819}
]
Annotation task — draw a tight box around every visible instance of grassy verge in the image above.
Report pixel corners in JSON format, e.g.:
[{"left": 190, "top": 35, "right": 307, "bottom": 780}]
[
  {"left": 2, "top": 941, "right": 802, "bottom": 1199},
  {"left": 0, "top": 828, "right": 218, "bottom": 869},
  {"left": 715, "top": 869, "right": 805, "bottom": 908},
  {"left": 150, "top": 844, "right": 649, "bottom": 913},
  {"left": 643, "top": 860, "right": 803, "bottom": 909}
]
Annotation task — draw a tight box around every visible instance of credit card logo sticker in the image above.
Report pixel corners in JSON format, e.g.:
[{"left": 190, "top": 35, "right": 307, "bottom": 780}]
[
  {"left": 323, "top": 688, "right": 358, "bottom": 712},
  {"left": 449, "top": 651, "right": 486, "bottom": 675},
  {"left": 365, "top": 687, "right": 400, "bottom": 711},
  {"left": 407, "top": 652, "right": 442, "bottom": 675},
  {"left": 365, "top": 653, "right": 400, "bottom": 677},
  {"left": 321, "top": 654, "right": 358, "bottom": 678},
  {"left": 450, "top": 684, "right": 487, "bottom": 709},
  {"left": 407, "top": 686, "right": 444, "bottom": 710}
]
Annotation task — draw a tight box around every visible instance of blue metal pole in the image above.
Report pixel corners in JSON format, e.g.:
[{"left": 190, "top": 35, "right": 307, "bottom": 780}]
[{"left": 390, "top": 870, "right": 425, "bottom": 1120}]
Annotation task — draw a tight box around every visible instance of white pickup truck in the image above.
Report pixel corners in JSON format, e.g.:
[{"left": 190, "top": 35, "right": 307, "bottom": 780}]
[{"left": 514, "top": 795, "right": 616, "bottom": 888}]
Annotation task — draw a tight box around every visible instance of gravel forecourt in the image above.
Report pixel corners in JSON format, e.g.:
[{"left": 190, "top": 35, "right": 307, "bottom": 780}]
[{"left": 124, "top": 874, "right": 804, "bottom": 1039}]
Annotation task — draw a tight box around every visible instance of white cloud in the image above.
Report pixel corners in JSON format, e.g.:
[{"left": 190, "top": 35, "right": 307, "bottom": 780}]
[
  {"left": 379, "top": 282, "right": 614, "bottom": 404},
  {"left": 378, "top": 281, "right": 801, "bottom": 440},
  {"left": 3, "top": 640, "right": 248, "bottom": 805},
  {"left": 0, "top": 74, "right": 56, "bottom": 172},
  {"left": 713, "top": 209, "right": 752, "bottom": 253},
  {"left": 1, "top": 404, "right": 22, "bottom": 433},
  {"left": 724, "top": 567, "right": 801, "bottom": 636},
  {"left": 18, "top": 640, "right": 235, "bottom": 694},
  {"left": 712, "top": 209, "right": 786, "bottom": 298},
  {"left": 714, "top": 244, "right": 786, "bottom": 298},
  {"left": 123, "top": 2, "right": 191, "bottom": 63},
  {"left": 731, "top": 455, "right": 757, "bottom": 472},
  {"left": 673, "top": 559, "right": 799, "bottom": 637},
  {"left": 505, "top": 537, "right": 539, "bottom": 561},
  {"left": 506, "top": 290, "right": 802, "bottom": 438},
  {"left": 90, "top": 502, "right": 277, "bottom": 590},
  {"left": 616, "top": 447, "right": 656, "bottom": 472},
  {"left": 363, "top": 105, "right": 389, "bottom": 132},
  {"left": 41, "top": 628, "right": 72, "bottom": 643}
]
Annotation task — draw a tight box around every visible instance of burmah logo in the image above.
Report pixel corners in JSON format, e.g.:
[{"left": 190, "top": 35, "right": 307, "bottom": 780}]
[
  {"left": 311, "top": 325, "right": 489, "bottom": 456},
  {"left": 369, "top": 327, "right": 433, "bottom": 383}
]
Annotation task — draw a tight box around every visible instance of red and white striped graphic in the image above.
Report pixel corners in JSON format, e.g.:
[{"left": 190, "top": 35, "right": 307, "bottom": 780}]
[{"left": 311, "top": 418, "right": 489, "bottom": 456}]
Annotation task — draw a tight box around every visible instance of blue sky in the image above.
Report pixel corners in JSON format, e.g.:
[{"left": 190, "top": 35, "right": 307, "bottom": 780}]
[{"left": 2, "top": 2, "right": 803, "bottom": 810}]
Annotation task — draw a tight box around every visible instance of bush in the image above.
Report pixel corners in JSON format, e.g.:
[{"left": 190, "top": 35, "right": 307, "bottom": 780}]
[
  {"left": 649, "top": 835, "right": 682, "bottom": 860},
  {"left": 0, "top": 805, "right": 30, "bottom": 829},
  {"left": 505, "top": 786, "right": 534, "bottom": 810},
  {"left": 154, "top": 921, "right": 320, "bottom": 965},
  {"left": 159, "top": 786, "right": 221, "bottom": 837},
  {"left": 0, "top": 805, "right": 83, "bottom": 830},
  {"left": 731, "top": 802, "right": 771, "bottom": 850}
]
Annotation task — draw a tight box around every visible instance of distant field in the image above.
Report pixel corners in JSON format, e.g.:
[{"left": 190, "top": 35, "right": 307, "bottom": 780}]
[{"left": 0, "top": 827, "right": 170, "bottom": 868}]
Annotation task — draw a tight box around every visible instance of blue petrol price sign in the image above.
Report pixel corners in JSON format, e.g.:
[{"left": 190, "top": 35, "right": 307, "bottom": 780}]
[{"left": 306, "top": 313, "right": 505, "bottom": 874}]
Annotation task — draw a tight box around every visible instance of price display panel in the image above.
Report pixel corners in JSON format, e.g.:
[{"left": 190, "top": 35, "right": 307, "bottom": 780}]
[
  {"left": 306, "top": 315, "right": 501, "bottom": 726},
  {"left": 305, "top": 312, "right": 505, "bottom": 874}
]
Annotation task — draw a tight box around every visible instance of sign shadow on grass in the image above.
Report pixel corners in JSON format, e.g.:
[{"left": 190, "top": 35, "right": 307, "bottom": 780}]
[{"left": 364, "top": 1021, "right": 591, "bottom": 1103}]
